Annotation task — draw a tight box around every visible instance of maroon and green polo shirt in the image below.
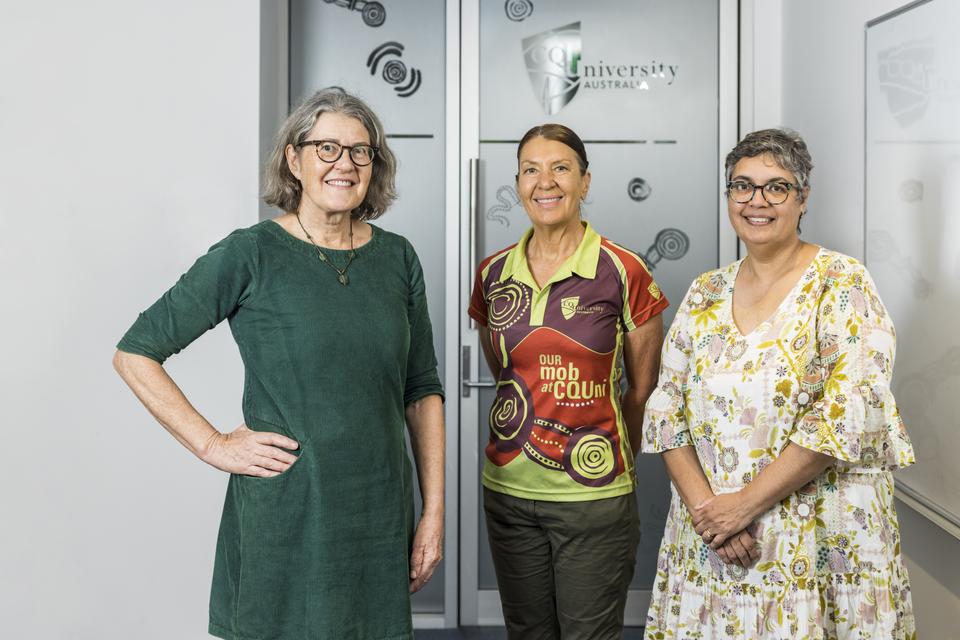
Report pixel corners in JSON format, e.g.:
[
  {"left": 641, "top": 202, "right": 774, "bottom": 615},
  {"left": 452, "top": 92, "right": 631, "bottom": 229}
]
[{"left": 469, "top": 222, "right": 669, "bottom": 501}]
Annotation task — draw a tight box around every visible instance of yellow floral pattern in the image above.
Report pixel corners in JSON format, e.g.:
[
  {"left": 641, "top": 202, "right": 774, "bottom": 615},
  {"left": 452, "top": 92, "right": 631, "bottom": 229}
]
[{"left": 642, "top": 249, "right": 916, "bottom": 639}]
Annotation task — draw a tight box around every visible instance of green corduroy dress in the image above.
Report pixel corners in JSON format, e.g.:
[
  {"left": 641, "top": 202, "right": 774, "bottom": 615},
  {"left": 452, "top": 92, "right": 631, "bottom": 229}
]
[{"left": 118, "top": 220, "right": 443, "bottom": 640}]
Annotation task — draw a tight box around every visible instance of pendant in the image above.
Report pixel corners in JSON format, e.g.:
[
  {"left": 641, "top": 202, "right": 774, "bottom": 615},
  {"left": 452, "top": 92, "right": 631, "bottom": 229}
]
[{"left": 338, "top": 273, "right": 349, "bottom": 285}]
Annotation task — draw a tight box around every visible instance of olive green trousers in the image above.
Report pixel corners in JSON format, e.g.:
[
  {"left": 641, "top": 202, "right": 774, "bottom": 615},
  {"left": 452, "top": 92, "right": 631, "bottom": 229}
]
[{"left": 483, "top": 488, "right": 640, "bottom": 640}]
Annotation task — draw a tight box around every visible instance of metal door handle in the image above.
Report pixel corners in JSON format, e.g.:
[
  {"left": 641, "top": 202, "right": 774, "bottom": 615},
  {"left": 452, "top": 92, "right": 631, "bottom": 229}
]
[{"left": 461, "top": 345, "right": 495, "bottom": 397}]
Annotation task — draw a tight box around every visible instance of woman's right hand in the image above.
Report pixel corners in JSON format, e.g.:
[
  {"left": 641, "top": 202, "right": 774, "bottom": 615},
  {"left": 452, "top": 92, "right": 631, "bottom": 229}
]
[{"left": 199, "top": 424, "right": 300, "bottom": 477}]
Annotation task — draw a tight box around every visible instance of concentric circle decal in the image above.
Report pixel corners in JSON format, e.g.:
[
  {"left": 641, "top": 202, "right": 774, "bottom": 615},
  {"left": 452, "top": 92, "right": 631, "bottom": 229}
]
[
  {"left": 564, "top": 427, "right": 618, "bottom": 486},
  {"left": 361, "top": 2, "right": 386, "bottom": 27},
  {"left": 655, "top": 228, "right": 689, "bottom": 260},
  {"left": 627, "top": 177, "right": 652, "bottom": 201},
  {"left": 487, "top": 281, "right": 530, "bottom": 331},
  {"left": 505, "top": 0, "right": 534, "bottom": 22},
  {"left": 382, "top": 59, "right": 407, "bottom": 84}
]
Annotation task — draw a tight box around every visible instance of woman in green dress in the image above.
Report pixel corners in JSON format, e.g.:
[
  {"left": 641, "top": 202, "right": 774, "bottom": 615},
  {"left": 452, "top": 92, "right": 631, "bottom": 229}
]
[{"left": 113, "top": 88, "right": 445, "bottom": 640}]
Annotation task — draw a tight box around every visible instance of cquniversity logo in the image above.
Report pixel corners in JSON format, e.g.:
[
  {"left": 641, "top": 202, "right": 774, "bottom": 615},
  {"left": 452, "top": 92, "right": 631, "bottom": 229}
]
[
  {"left": 560, "top": 297, "right": 580, "bottom": 320},
  {"left": 877, "top": 39, "right": 937, "bottom": 127},
  {"left": 522, "top": 22, "right": 582, "bottom": 115}
]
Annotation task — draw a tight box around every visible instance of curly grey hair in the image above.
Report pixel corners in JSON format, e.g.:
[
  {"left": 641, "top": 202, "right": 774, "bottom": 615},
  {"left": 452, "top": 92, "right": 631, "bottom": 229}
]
[
  {"left": 724, "top": 128, "right": 813, "bottom": 203},
  {"left": 263, "top": 87, "right": 397, "bottom": 219}
]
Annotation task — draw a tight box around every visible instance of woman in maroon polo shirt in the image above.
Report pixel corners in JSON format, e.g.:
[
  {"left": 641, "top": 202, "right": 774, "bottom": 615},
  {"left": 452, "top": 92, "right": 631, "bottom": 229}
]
[{"left": 469, "top": 123, "right": 669, "bottom": 639}]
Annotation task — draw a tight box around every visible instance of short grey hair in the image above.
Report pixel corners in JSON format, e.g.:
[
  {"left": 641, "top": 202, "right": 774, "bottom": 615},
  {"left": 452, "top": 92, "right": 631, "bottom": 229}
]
[
  {"left": 263, "top": 88, "right": 397, "bottom": 219},
  {"left": 724, "top": 128, "right": 813, "bottom": 202}
]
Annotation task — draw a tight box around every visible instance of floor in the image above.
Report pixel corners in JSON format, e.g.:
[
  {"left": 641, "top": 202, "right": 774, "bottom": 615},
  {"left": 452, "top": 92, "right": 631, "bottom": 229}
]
[{"left": 415, "top": 628, "right": 645, "bottom": 639}]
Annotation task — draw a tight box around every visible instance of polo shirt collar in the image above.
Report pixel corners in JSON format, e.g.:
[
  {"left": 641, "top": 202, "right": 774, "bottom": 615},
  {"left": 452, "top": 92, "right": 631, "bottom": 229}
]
[{"left": 499, "top": 221, "right": 601, "bottom": 288}]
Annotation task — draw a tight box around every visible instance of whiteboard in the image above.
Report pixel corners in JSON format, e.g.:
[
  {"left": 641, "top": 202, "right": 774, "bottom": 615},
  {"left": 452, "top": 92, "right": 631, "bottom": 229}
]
[{"left": 865, "top": 0, "right": 960, "bottom": 538}]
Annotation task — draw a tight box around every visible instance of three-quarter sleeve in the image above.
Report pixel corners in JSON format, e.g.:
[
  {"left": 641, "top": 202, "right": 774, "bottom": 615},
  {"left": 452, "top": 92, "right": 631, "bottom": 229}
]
[
  {"left": 116, "top": 230, "right": 258, "bottom": 364},
  {"left": 402, "top": 239, "right": 444, "bottom": 406},
  {"left": 642, "top": 283, "right": 695, "bottom": 453},
  {"left": 789, "top": 260, "right": 915, "bottom": 470}
]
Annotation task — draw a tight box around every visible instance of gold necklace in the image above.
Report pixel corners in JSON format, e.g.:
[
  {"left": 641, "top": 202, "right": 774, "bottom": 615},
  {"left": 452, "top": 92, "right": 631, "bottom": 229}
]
[{"left": 295, "top": 213, "right": 356, "bottom": 286}]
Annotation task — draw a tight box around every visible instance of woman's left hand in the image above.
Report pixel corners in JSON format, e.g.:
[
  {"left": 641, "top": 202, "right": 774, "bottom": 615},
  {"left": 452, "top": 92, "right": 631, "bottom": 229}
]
[
  {"left": 691, "top": 492, "right": 755, "bottom": 549},
  {"left": 409, "top": 510, "right": 444, "bottom": 593}
]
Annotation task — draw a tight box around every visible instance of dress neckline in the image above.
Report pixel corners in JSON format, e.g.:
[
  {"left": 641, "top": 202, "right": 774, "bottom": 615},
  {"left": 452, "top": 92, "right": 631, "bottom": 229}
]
[
  {"left": 728, "top": 246, "right": 824, "bottom": 337},
  {"left": 262, "top": 218, "right": 381, "bottom": 257}
]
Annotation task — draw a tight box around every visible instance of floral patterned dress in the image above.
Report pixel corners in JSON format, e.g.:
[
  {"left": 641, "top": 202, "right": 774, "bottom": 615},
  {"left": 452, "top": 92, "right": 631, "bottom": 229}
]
[{"left": 642, "top": 248, "right": 916, "bottom": 639}]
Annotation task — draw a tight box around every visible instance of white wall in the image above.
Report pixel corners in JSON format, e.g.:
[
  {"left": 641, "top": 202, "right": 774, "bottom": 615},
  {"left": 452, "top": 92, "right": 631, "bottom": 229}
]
[
  {"left": 749, "top": 1, "right": 960, "bottom": 637},
  {"left": 0, "top": 2, "right": 260, "bottom": 638}
]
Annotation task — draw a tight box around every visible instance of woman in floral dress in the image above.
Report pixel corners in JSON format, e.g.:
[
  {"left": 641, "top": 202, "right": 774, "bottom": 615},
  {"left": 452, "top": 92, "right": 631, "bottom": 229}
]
[{"left": 642, "top": 128, "right": 916, "bottom": 639}]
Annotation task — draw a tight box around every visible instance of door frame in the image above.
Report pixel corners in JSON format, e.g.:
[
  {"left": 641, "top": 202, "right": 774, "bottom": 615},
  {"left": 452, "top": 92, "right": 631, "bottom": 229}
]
[{"left": 456, "top": 0, "right": 741, "bottom": 626}]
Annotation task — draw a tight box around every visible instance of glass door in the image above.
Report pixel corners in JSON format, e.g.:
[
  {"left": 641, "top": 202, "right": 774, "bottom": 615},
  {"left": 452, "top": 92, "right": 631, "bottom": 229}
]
[
  {"left": 287, "top": 0, "right": 459, "bottom": 626},
  {"left": 459, "top": 0, "right": 739, "bottom": 625}
]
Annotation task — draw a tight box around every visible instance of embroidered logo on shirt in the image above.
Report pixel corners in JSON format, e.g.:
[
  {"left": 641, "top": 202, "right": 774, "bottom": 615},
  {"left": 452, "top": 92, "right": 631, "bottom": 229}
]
[
  {"left": 560, "top": 296, "right": 603, "bottom": 319},
  {"left": 648, "top": 282, "right": 662, "bottom": 299}
]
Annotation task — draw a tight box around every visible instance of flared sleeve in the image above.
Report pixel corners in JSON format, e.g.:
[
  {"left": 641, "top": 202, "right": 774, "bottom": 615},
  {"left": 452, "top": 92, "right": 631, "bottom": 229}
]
[
  {"left": 116, "top": 229, "right": 258, "bottom": 364},
  {"left": 789, "top": 257, "right": 915, "bottom": 470},
  {"left": 642, "top": 282, "right": 696, "bottom": 453}
]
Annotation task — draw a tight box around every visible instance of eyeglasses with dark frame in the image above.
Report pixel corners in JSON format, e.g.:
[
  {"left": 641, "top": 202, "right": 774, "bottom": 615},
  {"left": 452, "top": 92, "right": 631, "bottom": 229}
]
[
  {"left": 726, "top": 180, "right": 801, "bottom": 205},
  {"left": 297, "top": 139, "right": 379, "bottom": 166}
]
